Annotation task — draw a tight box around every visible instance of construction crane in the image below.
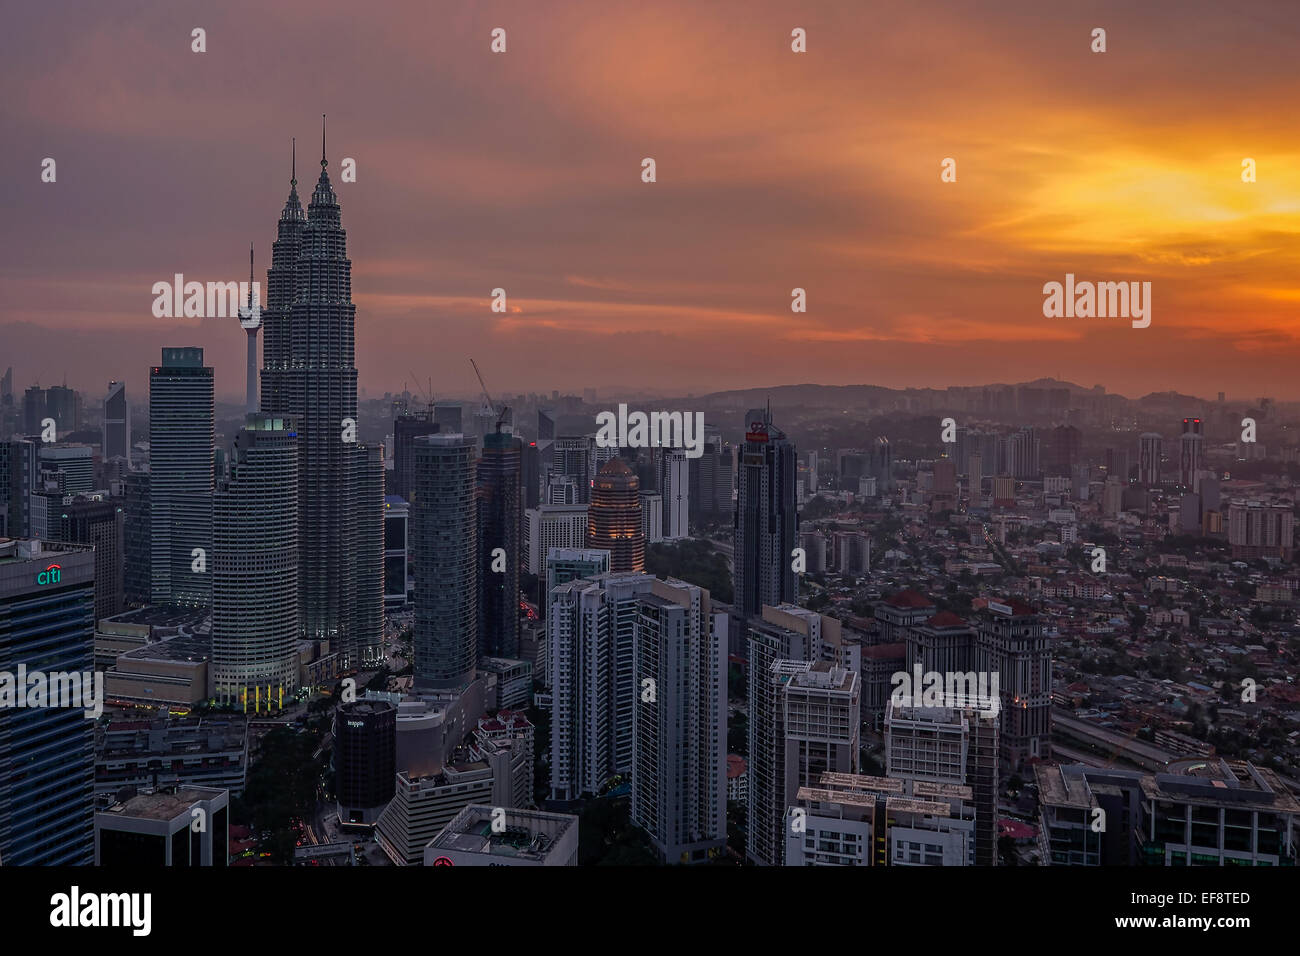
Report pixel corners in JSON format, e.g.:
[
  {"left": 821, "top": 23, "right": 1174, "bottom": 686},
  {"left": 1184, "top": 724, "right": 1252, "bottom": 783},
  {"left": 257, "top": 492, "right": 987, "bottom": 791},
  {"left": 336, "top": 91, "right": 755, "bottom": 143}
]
[
  {"left": 469, "top": 358, "right": 509, "bottom": 433},
  {"left": 407, "top": 370, "right": 434, "bottom": 420}
]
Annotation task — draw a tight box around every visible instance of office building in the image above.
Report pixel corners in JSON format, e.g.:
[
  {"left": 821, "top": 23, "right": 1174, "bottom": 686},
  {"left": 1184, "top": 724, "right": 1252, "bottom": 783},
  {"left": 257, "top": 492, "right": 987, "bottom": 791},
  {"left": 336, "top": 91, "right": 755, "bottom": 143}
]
[
  {"left": 0, "top": 539, "right": 96, "bottom": 865},
  {"left": 477, "top": 429, "right": 521, "bottom": 658},
  {"left": 588, "top": 458, "right": 644, "bottom": 573},
  {"left": 434, "top": 402, "right": 463, "bottom": 434},
  {"left": 376, "top": 764, "right": 495, "bottom": 866},
  {"left": 552, "top": 436, "right": 593, "bottom": 504},
  {"left": 259, "top": 135, "right": 381, "bottom": 667},
  {"left": 1034, "top": 763, "right": 1145, "bottom": 865},
  {"left": 658, "top": 449, "right": 690, "bottom": 540},
  {"left": 94, "top": 717, "right": 248, "bottom": 799},
  {"left": 149, "top": 347, "right": 214, "bottom": 608},
  {"left": 211, "top": 415, "right": 299, "bottom": 707},
  {"left": 38, "top": 444, "right": 94, "bottom": 496},
  {"left": 121, "top": 471, "right": 150, "bottom": 606},
  {"left": 975, "top": 599, "right": 1051, "bottom": 771},
  {"left": 392, "top": 410, "right": 439, "bottom": 501},
  {"left": 1179, "top": 418, "right": 1204, "bottom": 491},
  {"left": 0, "top": 439, "right": 38, "bottom": 539},
  {"left": 95, "top": 786, "right": 229, "bottom": 866},
  {"left": 102, "top": 381, "right": 130, "bottom": 463},
  {"left": 334, "top": 699, "right": 397, "bottom": 827},
  {"left": 55, "top": 493, "right": 125, "bottom": 623},
  {"left": 734, "top": 406, "right": 798, "bottom": 618},
  {"left": 524, "top": 504, "right": 588, "bottom": 575},
  {"left": 424, "top": 805, "right": 578, "bottom": 867},
  {"left": 412, "top": 433, "right": 478, "bottom": 690},
  {"left": 640, "top": 492, "right": 663, "bottom": 544},
  {"left": 383, "top": 496, "right": 410, "bottom": 607}
]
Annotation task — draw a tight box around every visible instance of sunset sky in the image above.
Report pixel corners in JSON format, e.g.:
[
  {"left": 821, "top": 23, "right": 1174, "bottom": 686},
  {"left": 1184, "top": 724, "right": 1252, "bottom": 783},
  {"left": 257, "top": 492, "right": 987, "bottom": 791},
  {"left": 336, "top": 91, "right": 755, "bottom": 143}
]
[{"left": 3, "top": 0, "right": 1299, "bottom": 402}]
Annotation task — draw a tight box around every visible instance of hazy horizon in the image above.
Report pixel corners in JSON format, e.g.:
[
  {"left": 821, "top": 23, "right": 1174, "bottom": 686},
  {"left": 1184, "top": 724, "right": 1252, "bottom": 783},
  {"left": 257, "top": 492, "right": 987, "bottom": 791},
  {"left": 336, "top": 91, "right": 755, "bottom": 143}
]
[{"left": 4, "top": 0, "right": 1300, "bottom": 401}]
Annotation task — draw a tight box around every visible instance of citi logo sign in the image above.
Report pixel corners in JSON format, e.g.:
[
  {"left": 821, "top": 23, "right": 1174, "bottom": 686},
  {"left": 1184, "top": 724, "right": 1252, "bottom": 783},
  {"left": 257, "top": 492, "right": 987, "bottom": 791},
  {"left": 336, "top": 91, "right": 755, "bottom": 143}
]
[{"left": 37, "top": 563, "right": 62, "bottom": 585}]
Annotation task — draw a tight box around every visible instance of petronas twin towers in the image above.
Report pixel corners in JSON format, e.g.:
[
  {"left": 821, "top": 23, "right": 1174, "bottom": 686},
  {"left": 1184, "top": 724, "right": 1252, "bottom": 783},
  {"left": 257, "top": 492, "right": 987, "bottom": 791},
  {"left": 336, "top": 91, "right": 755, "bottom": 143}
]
[{"left": 259, "top": 121, "right": 383, "bottom": 667}]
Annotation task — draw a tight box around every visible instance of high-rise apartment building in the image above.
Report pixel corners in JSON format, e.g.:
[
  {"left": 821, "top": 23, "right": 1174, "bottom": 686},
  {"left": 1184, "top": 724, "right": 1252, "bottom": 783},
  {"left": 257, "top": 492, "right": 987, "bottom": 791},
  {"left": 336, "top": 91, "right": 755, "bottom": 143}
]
[
  {"left": 748, "top": 658, "right": 859, "bottom": 866},
  {"left": 632, "top": 578, "right": 727, "bottom": 863},
  {"left": 548, "top": 571, "right": 653, "bottom": 800},
  {"left": 886, "top": 701, "right": 999, "bottom": 866},
  {"left": 1227, "top": 499, "right": 1295, "bottom": 559}
]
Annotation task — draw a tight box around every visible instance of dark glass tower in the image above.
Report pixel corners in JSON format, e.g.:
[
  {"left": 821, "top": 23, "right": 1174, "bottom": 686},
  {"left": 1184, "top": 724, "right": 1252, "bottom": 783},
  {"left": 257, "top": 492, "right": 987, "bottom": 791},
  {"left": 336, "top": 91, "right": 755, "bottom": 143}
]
[
  {"left": 412, "top": 433, "right": 478, "bottom": 690},
  {"left": 260, "top": 126, "right": 381, "bottom": 666},
  {"left": 477, "top": 429, "right": 521, "bottom": 658},
  {"left": 0, "top": 540, "right": 96, "bottom": 865},
  {"left": 733, "top": 405, "right": 798, "bottom": 618}
]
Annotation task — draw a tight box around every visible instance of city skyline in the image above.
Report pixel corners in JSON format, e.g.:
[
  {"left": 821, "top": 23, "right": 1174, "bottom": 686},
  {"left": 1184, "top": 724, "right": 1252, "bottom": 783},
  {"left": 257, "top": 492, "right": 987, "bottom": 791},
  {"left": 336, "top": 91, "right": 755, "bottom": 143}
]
[
  {"left": 3, "top": 0, "right": 1300, "bottom": 907},
  {"left": 4, "top": 2, "right": 1300, "bottom": 401}
]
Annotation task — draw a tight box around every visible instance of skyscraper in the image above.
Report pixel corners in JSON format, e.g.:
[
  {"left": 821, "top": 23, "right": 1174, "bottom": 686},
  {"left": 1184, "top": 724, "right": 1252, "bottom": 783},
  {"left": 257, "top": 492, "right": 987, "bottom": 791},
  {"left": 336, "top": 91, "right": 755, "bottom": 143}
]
[
  {"left": 658, "top": 448, "right": 690, "bottom": 540},
  {"left": 0, "top": 438, "right": 38, "bottom": 538},
  {"left": 56, "top": 495, "right": 125, "bottom": 624},
  {"left": 102, "top": 380, "right": 130, "bottom": 462},
  {"left": 588, "top": 458, "right": 644, "bottom": 572},
  {"left": 478, "top": 429, "right": 521, "bottom": 658},
  {"left": 149, "top": 346, "right": 214, "bottom": 608},
  {"left": 632, "top": 578, "right": 727, "bottom": 864},
  {"left": 1179, "top": 417, "right": 1204, "bottom": 492},
  {"left": 734, "top": 406, "right": 798, "bottom": 619},
  {"left": 259, "top": 126, "right": 381, "bottom": 666},
  {"left": 553, "top": 436, "right": 593, "bottom": 505},
  {"left": 0, "top": 539, "right": 96, "bottom": 865},
  {"left": 548, "top": 571, "right": 652, "bottom": 800},
  {"left": 392, "top": 409, "right": 439, "bottom": 501},
  {"left": 976, "top": 599, "right": 1051, "bottom": 771},
  {"left": 121, "top": 470, "right": 151, "bottom": 606},
  {"left": 412, "top": 433, "right": 478, "bottom": 690},
  {"left": 1138, "top": 432, "right": 1163, "bottom": 486},
  {"left": 211, "top": 415, "right": 299, "bottom": 707}
]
